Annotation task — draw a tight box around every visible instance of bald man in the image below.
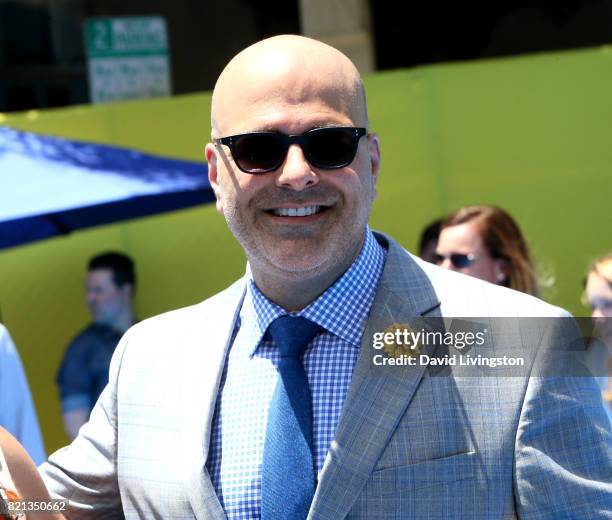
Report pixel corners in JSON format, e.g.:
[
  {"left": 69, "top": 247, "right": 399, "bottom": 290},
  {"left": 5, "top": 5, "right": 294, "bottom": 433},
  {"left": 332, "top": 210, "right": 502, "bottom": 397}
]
[{"left": 40, "top": 36, "right": 611, "bottom": 519}]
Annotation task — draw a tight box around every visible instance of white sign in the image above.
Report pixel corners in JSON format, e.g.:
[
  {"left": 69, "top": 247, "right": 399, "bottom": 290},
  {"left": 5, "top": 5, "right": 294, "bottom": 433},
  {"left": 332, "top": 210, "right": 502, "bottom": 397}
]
[{"left": 84, "top": 16, "right": 172, "bottom": 103}]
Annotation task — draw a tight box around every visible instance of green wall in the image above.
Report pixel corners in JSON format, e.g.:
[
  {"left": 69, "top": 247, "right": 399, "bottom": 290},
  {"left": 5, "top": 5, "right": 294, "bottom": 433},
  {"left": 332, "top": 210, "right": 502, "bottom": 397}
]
[{"left": 1, "top": 47, "right": 610, "bottom": 453}]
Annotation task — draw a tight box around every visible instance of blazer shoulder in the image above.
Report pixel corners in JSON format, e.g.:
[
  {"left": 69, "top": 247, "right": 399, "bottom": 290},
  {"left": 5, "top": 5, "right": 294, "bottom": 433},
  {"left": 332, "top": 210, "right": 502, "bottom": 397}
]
[
  {"left": 371, "top": 231, "right": 569, "bottom": 318},
  {"left": 411, "top": 253, "right": 568, "bottom": 318}
]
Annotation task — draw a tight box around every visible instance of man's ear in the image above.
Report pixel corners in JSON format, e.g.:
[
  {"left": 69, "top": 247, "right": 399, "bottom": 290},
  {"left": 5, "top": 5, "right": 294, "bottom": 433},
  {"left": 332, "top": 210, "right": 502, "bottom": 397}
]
[
  {"left": 120, "top": 283, "right": 134, "bottom": 302},
  {"left": 205, "top": 143, "right": 224, "bottom": 215},
  {"left": 367, "top": 133, "right": 381, "bottom": 198}
]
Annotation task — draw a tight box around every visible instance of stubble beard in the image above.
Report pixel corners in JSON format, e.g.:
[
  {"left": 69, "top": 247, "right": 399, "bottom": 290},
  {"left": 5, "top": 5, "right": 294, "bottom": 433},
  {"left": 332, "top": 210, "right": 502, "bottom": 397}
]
[{"left": 222, "top": 190, "right": 370, "bottom": 284}]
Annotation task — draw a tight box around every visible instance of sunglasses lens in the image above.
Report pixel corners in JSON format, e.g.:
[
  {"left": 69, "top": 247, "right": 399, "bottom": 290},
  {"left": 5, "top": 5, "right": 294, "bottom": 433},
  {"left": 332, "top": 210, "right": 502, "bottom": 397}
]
[
  {"left": 450, "top": 254, "right": 472, "bottom": 268},
  {"left": 233, "top": 134, "right": 285, "bottom": 173},
  {"left": 306, "top": 128, "right": 359, "bottom": 168},
  {"left": 434, "top": 253, "right": 473, "bottom": 268}
]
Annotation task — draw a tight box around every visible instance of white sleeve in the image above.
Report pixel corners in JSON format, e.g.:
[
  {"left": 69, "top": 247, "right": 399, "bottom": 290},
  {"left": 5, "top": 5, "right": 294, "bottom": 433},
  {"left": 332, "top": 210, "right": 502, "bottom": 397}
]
[{"left": 0, "top": 324, "right": 46, "bottom": 465}]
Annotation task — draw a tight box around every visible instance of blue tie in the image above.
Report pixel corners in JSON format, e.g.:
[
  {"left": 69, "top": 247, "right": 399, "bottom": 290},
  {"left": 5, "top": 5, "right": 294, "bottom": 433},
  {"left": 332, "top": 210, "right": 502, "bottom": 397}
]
[{"left": 261, "top": 316, "right": 321, "bottom": 520}]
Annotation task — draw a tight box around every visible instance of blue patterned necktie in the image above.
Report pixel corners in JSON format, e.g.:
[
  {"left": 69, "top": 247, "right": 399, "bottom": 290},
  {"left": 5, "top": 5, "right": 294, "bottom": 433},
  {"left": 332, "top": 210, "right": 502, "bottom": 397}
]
[{"left": 261, "top": 316, "right": 321, "bottom": 520}]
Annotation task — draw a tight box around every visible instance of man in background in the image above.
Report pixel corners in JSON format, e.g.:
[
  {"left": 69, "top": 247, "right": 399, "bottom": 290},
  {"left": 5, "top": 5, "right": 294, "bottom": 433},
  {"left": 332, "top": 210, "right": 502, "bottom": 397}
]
[
  {"left": 56, "top": 252, "right": 135, "bottom": 440},
  {"left": 0, "top": 323, "right": 46, "bottom": 465}
]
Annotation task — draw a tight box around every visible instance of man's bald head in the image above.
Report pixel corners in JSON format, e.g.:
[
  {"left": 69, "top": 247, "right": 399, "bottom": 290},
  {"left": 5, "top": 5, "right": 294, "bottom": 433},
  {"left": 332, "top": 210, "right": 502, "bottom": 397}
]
[
  {"left": 211, "top": 35, "right": 368, "bottom": 137},
  {"left": 205, "top": 35, "right": 381, "bottom": 309}
]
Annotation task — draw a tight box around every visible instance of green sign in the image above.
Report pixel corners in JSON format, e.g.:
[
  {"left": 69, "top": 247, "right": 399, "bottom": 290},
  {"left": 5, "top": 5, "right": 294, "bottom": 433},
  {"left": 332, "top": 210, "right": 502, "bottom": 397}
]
[{"left": 84, "top": 16, "right": 171, "bottom": 103}]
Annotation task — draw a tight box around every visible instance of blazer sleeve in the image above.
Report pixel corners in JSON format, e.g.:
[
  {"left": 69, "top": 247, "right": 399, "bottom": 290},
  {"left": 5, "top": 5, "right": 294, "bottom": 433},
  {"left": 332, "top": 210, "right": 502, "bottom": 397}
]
[
  {"left": 39, "top": 329, "right": 131, "bottom": 520},
  {"left": 514, "top": 318, "right": 612, "bottom": 519}
]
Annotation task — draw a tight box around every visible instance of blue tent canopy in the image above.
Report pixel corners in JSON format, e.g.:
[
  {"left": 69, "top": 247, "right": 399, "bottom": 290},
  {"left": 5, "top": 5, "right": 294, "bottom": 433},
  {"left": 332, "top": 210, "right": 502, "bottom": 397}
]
[{"left": 0, "top": 127, "right": 214, "bottom": 249}]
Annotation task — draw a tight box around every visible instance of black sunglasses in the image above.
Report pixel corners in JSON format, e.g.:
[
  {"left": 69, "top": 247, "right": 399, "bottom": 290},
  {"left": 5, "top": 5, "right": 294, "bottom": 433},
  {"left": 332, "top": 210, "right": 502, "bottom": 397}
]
[
  {"left": 434, "top": 252, "right": 477, "bottom": 269},
  {"left": 213, "top": 126, "right": 367, "bottom": 174}
]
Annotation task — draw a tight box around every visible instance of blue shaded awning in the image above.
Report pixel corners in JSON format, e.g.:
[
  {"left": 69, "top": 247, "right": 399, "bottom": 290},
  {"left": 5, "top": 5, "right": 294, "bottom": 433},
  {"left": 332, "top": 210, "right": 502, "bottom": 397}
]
[{"left": 0, "top": 127, "right": 213, "bottom": 249}]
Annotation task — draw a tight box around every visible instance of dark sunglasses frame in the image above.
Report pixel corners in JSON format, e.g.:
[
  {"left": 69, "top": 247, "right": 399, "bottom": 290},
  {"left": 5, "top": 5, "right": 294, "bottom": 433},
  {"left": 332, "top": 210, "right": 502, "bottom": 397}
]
[
  {"left": 213, "top": 126, "right": 367, "bottom": 174},
  {"left": 434, "top": 252, "right": 477, "bottom": 269}
]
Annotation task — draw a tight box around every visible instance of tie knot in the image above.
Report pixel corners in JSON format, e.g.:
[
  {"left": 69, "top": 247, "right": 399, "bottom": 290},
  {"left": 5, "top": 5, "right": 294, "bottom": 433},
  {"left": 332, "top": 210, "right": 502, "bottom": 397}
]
[{"left": 268, "top": 316, "right": 321, "bottom": 358}]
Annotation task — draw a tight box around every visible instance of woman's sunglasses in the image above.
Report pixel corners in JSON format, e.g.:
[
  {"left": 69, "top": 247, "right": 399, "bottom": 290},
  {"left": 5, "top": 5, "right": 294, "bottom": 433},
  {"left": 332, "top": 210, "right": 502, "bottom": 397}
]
[
  {"left": 213, "top": 126, "right": 367, "bottom": 174},
  {"left": 434, "top": 252, "right": 477, "bottom": 269}
]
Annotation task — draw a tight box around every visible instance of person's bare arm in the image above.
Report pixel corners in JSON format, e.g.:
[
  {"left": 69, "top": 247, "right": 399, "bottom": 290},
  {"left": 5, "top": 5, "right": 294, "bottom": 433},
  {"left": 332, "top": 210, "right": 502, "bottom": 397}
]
[{"left": 0, "top": 427, "right": 65, "bottom": 520}]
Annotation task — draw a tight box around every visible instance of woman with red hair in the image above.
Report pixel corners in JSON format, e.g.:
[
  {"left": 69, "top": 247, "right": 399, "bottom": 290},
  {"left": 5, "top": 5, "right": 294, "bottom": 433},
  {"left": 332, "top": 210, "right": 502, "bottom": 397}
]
[{"left": 435, "top": 205, "right": 538, "bottom": 296}]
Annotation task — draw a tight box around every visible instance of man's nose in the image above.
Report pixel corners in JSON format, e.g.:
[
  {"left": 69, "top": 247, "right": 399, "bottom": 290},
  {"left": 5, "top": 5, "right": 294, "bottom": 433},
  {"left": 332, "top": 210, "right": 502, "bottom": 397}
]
[
  {"left": 439, "top": 257, "right": 454, "bottom": 271},
  {"left": 275, "top": 144, "right": 319, "bottom": 191}
]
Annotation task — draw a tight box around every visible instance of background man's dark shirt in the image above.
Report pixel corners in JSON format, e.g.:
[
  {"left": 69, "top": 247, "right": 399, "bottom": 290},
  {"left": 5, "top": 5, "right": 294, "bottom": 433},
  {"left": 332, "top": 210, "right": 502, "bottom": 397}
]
[{"left": 56, "top": 324, "right": 122, "bottom": 414}]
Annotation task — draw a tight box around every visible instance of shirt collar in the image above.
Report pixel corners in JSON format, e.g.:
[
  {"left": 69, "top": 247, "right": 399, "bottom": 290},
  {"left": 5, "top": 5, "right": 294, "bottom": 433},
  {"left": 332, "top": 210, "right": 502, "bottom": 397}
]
[{"left": 241, "top": 227, "right": 386, "bottom": 356}]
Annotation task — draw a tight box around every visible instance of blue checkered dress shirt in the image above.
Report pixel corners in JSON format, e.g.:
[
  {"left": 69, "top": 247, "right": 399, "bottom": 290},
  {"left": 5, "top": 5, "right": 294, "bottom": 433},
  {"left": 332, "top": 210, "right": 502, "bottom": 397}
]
[{"left": 207, "top": 228, "right": 386, "bottom": 519}]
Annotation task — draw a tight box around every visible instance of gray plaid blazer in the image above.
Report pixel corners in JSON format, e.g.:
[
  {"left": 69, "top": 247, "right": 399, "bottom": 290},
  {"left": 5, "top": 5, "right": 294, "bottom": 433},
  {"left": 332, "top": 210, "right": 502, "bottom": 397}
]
[{"left": 40, "top": 232, "right": 612, "bottom": 519}]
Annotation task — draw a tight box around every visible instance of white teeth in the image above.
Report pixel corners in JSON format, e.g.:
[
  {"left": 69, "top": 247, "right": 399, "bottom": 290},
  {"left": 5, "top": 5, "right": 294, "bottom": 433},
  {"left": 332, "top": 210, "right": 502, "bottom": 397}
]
[{"left": 273, "top": 206, "right": 321, "bottom": 217}]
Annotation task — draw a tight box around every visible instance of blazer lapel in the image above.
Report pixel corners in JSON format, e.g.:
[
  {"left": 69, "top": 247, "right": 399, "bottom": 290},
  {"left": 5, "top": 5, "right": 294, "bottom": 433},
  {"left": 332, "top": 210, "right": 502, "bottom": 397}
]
[
  {"left": 180, "top": 279, "right": 246, "bottom": 520},
  {"left": 309, "top": 233, "right": 442, "bottom": 519}
]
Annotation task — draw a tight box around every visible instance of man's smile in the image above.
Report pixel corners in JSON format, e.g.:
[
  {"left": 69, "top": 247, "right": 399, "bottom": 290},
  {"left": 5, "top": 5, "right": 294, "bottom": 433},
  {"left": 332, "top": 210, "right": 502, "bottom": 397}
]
[
  {"left": 261, "top": 203, "right": 333, "bottom": 221},
  {"left": 271, "top": 205, "right": 321, "bottom": 217}
]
